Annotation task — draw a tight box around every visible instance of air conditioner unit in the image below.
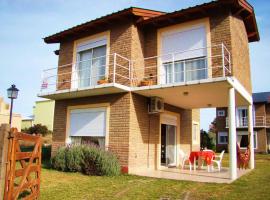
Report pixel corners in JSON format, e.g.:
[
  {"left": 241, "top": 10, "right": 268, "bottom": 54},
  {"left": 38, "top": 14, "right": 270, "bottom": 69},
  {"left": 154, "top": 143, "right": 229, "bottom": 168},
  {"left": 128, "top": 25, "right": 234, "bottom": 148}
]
[{"left": 149, "top": 97, "right": 164, "bottom": 114}]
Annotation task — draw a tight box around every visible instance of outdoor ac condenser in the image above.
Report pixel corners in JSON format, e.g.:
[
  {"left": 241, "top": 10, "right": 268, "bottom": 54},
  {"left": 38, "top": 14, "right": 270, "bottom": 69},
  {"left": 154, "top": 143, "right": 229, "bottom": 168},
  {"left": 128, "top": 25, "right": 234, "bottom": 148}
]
[{"left": 149, "top": 97, "right": 164, "bottom": 114}]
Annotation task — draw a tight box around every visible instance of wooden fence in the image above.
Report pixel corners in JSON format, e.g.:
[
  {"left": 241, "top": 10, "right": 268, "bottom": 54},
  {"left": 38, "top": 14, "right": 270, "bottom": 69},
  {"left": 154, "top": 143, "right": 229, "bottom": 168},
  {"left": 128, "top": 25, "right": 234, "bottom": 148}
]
[{"left": 3, "top": 128, "right": 42, "bottom": 200}]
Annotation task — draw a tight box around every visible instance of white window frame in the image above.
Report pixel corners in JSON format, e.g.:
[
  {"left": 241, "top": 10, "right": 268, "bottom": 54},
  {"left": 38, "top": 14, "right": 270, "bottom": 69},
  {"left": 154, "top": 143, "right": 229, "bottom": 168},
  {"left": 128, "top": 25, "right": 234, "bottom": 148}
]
[
  {"left": 217, "top": 110, "right": 225, "bottom": 117},
  {"left": 237, "top": 131, "right": 257, "bottom": 149},
  {"left": 66, "top": 103, "right": 110, "bottom": 149},
  {"left": 192, "top": 121, "right": 200, "bottom": 144},
  {"left": 72, "top": 34, "right": 109, "bottom": 89},
  {"left": 218, "top": 132, "right": 228, "bottom": 144}
]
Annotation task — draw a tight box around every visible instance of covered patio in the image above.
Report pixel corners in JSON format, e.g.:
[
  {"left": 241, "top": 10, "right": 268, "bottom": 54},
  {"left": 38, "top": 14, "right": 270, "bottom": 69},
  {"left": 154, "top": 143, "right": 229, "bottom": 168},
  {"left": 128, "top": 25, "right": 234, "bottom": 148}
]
[{"left": 132, "top": 76, "right": 255, "bottom": 181}]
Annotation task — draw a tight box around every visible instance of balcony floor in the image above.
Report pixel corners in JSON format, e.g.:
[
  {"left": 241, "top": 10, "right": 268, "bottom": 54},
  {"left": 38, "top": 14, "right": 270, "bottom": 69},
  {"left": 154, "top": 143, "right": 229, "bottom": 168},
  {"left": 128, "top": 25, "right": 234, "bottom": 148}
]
[{"left": 38, "top": 83, "right": 130, "bottom": 100}]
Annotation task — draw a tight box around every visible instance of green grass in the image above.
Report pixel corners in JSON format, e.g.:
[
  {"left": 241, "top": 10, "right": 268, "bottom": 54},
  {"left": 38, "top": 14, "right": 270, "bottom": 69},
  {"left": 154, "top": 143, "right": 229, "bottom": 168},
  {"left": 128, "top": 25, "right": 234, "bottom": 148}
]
[{"left": 40, "top": 154, "right": 270, "bottom": 200}]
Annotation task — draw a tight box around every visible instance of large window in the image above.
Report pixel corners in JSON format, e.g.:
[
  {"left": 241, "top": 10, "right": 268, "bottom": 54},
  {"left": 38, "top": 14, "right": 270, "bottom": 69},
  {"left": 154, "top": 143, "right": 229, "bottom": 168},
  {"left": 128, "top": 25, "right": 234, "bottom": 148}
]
[
  {"left": 74, "top": 36, "right": 107, "bottom": 88},
  {"left": 218, "top": 132, "right": 228, "bottom": 144},
  {"left": 68, "top": 107, "right": 107, "bottom": 148},
  {"left": 237, "top": 131, "right": 257, "bottom": 149},
  {"left": 161, "top": 25, "right": 208, "bottom": 84}
]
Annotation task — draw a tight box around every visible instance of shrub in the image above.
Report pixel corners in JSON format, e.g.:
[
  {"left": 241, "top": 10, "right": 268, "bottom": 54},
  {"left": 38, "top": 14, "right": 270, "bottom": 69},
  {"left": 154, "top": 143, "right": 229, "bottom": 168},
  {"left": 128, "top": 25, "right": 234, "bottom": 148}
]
[
  {"left": 81, "top": 146, "right": 121, "bottom": 176},
  {"left": 23, "top": 124, "right": 52, "bottom": 136},
  {"left": 65, "top": 146, "right": 84, "bottom": 172},
  {"left": 51, "top": 147, "right": 66, "bottom": 171},
  {"left": 51, "top": 145, "right": 121, "bottom": 176}
]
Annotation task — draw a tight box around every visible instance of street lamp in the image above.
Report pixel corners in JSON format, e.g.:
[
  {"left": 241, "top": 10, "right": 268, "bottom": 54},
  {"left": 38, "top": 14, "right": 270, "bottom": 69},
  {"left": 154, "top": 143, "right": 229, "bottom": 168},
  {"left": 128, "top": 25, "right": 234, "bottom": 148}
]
[{"left": 7, "top": 84, "right": 19, "bottom": 125}]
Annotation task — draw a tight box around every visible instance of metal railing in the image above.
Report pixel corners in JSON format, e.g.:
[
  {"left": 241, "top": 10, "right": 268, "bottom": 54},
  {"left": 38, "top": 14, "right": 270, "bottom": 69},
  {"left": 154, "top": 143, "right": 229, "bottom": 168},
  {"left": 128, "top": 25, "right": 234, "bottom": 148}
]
[
  {"left": 131, "top": 43, "right": 231, "bottom": 86},
  {"left": 226, "top": 116, "right": 270, "bottom": 128},
  {"left": 40, "top": 53, "right": 131, "bottom": 93},
  {"left": 40, "top": 43, "right": 231, "bottom": 93}
]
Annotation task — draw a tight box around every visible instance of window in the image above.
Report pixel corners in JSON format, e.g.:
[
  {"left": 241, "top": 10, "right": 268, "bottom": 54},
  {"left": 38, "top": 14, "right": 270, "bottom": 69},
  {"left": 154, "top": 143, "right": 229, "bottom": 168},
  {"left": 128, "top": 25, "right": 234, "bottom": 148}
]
[
  {"left": 218, "top": 132, "right": 228, "bottom": 144},
  {"left": 237, "top": 107, "right": 248, "bottom": 127},
  {"left": 161, "top": 25, "right": 208, "bottom": 84},
  {"left": 68, "top": 107, "right": 107, "bottom": 148},
  {"left": 192, "top": 123, "right": 199, "bottom": 143},
  {"left": 217, "top": 110, "right": 225, "bottom": 117},
  {"left": 237, "top": 131, "right": 257, "bottom": 149},
  {"left": 74, "top": 37, "right": 107, "bottom": 88}
]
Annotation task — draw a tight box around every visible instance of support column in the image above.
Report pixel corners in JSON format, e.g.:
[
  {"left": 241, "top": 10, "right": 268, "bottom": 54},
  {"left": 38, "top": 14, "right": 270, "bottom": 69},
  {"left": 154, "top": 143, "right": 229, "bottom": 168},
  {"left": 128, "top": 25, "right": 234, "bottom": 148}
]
[
  {"left": 228, "top": 88, "right": 237, "bottom": 180},
  {"left": 248, "top": 104, "right": 255, "bottom": 169}
]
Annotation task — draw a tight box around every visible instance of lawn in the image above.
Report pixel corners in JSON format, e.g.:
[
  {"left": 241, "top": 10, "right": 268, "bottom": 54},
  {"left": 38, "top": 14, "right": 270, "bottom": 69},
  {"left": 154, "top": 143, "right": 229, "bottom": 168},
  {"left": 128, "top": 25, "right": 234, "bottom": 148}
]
[{"left": 40, "top": 154, "right": 270, "bottom": 200}]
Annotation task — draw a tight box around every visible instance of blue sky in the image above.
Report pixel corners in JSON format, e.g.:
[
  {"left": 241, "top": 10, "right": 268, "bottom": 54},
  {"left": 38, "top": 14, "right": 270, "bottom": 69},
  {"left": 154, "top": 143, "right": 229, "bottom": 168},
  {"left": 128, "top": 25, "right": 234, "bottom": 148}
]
[{"left": 0, "top": 0, "right": 269, "bottom": 130}]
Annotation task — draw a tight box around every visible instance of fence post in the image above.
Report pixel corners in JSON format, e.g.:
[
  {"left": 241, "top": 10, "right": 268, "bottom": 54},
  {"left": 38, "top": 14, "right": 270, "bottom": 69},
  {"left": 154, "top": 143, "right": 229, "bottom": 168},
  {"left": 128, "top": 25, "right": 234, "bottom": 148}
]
[{"left": 0, "top": 124, "right": 10, "bottom": 199}]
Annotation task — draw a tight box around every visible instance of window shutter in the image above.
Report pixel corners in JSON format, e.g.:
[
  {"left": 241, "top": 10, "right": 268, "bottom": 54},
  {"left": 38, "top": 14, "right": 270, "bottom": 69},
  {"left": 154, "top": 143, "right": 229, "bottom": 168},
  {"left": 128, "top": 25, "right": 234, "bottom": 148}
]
[{"left": 69, "top": 108, "right": 106, "bottom": 137}]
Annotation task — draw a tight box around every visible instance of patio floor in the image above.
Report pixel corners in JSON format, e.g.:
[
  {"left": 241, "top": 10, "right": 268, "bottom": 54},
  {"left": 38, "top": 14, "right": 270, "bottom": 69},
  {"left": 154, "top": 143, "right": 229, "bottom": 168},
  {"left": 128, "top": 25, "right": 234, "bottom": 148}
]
[{"left": 131, "top": 167, "right": 251, "bottom": 184}]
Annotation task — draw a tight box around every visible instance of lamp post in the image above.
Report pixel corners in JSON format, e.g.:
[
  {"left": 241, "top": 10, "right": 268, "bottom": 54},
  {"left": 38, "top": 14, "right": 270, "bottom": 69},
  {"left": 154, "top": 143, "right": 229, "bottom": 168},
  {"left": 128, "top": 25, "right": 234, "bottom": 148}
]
[{"left": 7, "top": 84, "right": 19, "bottom": 126}]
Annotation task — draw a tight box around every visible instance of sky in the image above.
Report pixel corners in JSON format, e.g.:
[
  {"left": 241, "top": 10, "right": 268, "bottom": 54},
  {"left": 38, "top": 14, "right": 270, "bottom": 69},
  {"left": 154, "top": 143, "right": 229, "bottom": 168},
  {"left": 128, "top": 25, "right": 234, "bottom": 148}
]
[{"left": 0, "top": 0, "right": 269, "bottom": 131}]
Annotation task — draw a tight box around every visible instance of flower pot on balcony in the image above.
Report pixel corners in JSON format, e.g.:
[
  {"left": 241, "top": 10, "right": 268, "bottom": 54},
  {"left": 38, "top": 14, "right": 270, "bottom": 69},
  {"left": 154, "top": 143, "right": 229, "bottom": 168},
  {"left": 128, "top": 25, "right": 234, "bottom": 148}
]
[
  {"left": 97, "top": 79, "right": 109, "bottom": 85},
  {"left": 140, "top": 80, "right": 153, "bottom": 86}
]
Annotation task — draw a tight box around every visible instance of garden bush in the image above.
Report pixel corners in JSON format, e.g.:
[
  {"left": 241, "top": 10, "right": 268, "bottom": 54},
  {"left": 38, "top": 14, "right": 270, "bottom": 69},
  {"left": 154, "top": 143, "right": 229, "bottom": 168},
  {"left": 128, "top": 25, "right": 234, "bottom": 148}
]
[{"left": 51, "top": 145, "right": 121, "bottom": 176}]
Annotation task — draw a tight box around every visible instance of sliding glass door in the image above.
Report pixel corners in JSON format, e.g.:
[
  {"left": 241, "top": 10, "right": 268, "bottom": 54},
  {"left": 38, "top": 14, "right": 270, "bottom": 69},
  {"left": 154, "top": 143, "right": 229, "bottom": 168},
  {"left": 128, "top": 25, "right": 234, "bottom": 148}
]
[{"left": 77, "top": 45, "right": 106, "bottom": 88}]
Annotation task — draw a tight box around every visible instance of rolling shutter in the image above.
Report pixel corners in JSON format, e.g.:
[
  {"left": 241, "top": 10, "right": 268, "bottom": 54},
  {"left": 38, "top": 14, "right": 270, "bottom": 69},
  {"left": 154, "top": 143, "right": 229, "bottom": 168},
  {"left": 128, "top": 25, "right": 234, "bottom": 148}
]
[
  {"left": 69, "top": 107, "right": 106, "bottom": 137},
  {"left": 161, "top": 25, "right": 207, "bottom": 62}
]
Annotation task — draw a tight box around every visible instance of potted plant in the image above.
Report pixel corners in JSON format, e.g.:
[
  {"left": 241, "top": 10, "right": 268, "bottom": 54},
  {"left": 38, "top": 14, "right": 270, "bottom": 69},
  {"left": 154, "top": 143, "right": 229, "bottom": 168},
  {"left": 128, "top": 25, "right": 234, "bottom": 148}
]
[
  {"left": 97, "top": 76, "right": 109, "bottom": 85},
  {"left": 140, "top": 74, "right": 153, "bottom": 86}
]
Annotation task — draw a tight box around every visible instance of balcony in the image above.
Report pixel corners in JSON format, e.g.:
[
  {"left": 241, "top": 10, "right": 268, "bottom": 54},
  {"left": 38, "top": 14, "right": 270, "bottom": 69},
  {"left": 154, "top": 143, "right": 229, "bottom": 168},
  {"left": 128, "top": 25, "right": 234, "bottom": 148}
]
[
  {"left": 38, "top": 44, "right": 232, "bottom": 103},
  {"left": 226, "top": 116, "right": 270, "bottom": 128}
]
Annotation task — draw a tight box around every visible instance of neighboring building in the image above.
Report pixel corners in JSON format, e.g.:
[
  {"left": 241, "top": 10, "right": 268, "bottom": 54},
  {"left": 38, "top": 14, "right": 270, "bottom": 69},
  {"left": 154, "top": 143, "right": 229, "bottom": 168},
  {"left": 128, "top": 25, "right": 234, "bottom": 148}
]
[
  {"left": 0, "top": 97, "right": 21, "bottom": 131},
  {"left": 33, "top": 100, "right": 55, "bottom": 131},
  {"left": 21, "top": 116, "right": 34, "bottom": 129},
  {"left": 38, "top": 0, "right": 259, "bottom": 180},
  {"left": 216, "top": 92, "right": 270, "bottom": 153}
]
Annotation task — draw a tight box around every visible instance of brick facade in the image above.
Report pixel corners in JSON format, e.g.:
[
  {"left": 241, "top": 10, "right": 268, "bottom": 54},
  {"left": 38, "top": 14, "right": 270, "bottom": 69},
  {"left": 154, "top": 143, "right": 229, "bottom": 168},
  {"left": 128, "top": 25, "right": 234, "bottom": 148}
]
[
  {"left": 51, "top": 5, "right": 256, "bottom": 171},
  {"left": 216, "top": 105, "right": 269, "bottom": 153}
]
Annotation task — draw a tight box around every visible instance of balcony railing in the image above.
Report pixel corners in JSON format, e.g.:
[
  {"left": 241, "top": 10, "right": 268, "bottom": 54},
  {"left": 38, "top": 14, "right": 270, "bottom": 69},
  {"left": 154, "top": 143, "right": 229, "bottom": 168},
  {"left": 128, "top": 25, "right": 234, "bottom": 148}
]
[
  {"left": 226, "top": 116, "right": 270, "bottom": 128},
  {"left": 39, "top": 43, "right": 231, "bottom": 94}
]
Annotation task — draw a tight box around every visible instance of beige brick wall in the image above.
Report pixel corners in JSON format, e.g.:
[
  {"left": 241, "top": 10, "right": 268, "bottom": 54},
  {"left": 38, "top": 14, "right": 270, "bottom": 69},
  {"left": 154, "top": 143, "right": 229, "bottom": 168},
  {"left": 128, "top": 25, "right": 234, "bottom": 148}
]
[{"left": 52, "top": 93, "right": 131, "bottom": 167}]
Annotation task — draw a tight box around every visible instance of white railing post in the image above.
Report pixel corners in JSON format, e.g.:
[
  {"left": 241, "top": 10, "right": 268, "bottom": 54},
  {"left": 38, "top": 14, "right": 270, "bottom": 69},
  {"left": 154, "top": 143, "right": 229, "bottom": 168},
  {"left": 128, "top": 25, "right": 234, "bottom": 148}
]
[
  {"left": 222, "top": 43, "right": 225, "bottom": 77},
  {"left": 172, "top": 53, "right": 175, "bottom": 83},
  {"left": 113, "top": 53, "right": 116, "bottom": 84},
  {"left": 183, "top": 61, "right": 186, "bottom": 83}
]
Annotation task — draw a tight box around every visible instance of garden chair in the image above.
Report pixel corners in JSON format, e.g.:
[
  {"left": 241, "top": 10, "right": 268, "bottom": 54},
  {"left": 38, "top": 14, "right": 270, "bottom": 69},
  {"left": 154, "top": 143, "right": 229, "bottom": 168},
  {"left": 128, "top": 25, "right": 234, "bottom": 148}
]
[
  {"left": 211, "top": 150, "right": 225, "bottom": 172},
  {"left": 179, "top": 149, "right": 192, "bottom": 171},
  {"left": 237, "top": 143, "right": 250, "bottom": 169}
]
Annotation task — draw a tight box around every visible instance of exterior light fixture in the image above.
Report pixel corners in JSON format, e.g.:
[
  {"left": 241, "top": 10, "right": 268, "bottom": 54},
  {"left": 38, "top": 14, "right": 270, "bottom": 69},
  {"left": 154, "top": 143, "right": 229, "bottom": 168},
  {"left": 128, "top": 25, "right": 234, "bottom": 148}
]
[
  {"left": 7, "top": 84, "right": 19, "bottom": 125},
  {"left": 183, "top": 91, "right": 189, "bottom": 96}
]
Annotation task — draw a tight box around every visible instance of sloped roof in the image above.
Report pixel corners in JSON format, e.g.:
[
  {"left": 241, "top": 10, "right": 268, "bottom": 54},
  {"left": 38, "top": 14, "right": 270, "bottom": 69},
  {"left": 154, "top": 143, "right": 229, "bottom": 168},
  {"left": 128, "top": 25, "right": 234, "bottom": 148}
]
[
  {"left": 253, "top": 92, "right": 270, "bottom": 103},
  {"left": 44, "top": 7, "right": 165, "bottom": 43},
  {"left": 139, "top": 0, "right": 259, "bottom": 42},
  {"left": 44, "top": 0, "right": 259, "bottom": 44}
]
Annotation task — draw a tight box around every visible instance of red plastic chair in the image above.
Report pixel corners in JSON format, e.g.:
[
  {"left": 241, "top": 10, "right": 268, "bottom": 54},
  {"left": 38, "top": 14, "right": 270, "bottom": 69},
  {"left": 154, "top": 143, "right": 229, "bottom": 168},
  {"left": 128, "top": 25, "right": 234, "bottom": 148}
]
[{"left": 237, "top": 143, "right": 250, "bottom": 169}]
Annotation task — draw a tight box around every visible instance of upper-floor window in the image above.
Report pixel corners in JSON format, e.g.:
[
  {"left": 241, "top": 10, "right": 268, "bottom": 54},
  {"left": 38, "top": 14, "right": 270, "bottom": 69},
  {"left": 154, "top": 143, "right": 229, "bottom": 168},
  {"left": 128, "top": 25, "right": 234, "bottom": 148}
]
[
  {"left": 236, "top": 107, "right": 248, "bottom": 127},
  {"left": 160, "top": 24, "right": 208, "bottom": 84},
  {"left": 74, "top": 36, "right": 107, "bottom": 88},
  {"left": 217, "top": 110, "right": 225, "bottom": 117}
]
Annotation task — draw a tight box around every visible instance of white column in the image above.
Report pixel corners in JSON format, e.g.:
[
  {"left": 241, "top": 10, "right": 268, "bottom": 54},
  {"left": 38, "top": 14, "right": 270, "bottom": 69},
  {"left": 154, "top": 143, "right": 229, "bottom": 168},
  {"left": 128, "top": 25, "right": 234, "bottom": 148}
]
[
  {"left": 248, "top": 104, "right": 255, "bottom": 169},
  {"left": 228, "top": 87, "right": 237, "bottom": 180}
]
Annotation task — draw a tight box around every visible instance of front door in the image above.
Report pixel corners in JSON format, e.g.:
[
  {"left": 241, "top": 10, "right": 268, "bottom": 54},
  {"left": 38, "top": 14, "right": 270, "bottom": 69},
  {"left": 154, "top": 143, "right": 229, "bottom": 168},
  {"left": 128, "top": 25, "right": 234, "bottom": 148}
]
[{"left": 161, "top": 124, "right": 177, "bottom": 166}]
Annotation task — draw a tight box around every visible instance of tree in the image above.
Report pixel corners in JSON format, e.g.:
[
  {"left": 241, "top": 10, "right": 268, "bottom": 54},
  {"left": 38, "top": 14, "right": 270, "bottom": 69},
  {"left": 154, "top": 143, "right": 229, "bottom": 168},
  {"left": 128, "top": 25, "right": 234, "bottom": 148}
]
[
  {"left": 200, "top": 129, "right": 216, "bottom": 151},
  {"left": 22, "top": 124, "right": 52, "bottom": 136}
]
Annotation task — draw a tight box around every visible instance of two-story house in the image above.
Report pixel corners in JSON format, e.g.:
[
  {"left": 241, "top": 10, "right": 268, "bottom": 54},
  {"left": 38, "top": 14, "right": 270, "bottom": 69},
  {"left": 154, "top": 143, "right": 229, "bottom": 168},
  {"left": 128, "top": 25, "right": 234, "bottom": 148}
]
[
  {"left": 216, "top": 92, "right": 270, "bottom": 153},
  {"left": 39, "top": 0, "right": 259, "bottom": 180}
]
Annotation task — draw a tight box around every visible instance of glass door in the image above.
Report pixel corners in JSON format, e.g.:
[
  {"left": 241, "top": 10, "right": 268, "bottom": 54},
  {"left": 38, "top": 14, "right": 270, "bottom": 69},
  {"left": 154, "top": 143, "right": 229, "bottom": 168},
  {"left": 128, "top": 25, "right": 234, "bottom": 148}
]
[{"left": 161, "top": 124, "right": 177, "bottom": 166}]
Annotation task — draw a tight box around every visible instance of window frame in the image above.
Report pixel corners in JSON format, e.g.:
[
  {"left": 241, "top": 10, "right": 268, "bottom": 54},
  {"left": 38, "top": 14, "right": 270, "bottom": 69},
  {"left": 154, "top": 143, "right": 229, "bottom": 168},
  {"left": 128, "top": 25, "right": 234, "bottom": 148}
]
[
  {"left": 66, "top": 103, "right": 110, "bottom": 150},
  {"left": 237, "top": 131, "right": 257, "bottom": 149},
  {"left": 218, "top": 132, "right": 228, "bottom": 144},
  {"left": 217, "top": 110, "right": 225, "bottom": 117},
  {"left": 72, "top": 31, "right": 110, "bottom": 89}
]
